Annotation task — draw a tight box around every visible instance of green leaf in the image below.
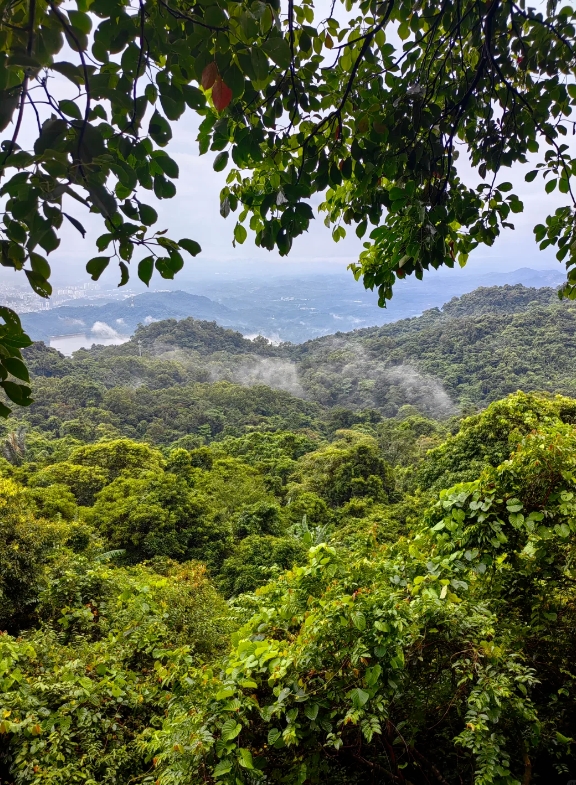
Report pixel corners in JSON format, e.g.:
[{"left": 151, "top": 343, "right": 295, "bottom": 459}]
[
  {"left": 159, "top": 92, "right": 185, "bottom": 121},
  {"left": 350, "top": 688, "right": 369, "bottom": 709},
  {"left": 215, "top": 687, "right": 235, "bottom": 700},
  {"left": 178, "top": 238, "right": 201, "bottom": 257},
  {"left": 154, "top": 154, "right": 179, "bottom": 179},
  {"left": 68, "top": 10, "right": 92, "bottom": 34},
  {"left": 234, "top": 223, "right": 247, "bottom": 244},
  {"left": 96, "top": 234, "right": 114, "bottom": 253},
  {"left": 365, "top": 664, "right": 382, "bottom": 687},
  {"left": 238, "top": 748, "right": 254, "bottom": 769},
  {"left": 7, "top": 53, "right": 42, "bottom": 68},
  {"left": 213, "top": 759, "right": 233, "bottom": 778},
  {"left": 29, "top": 252, "right": 51, "bottom": 279},
  {"left": 1, "top": 380, "right": 32, "bottom": 405},
  {"left": 352, "top": 611, "right": 366, "bottom": 631},
  {"left": 139, "top": 204, "right": 158, "bottom": 226},
  {"left": 3, "top": 357, "right": 30, "bottom": 382},
  {"left": 221, "top": 720, "right": 242, "bottom": 742},
  {"left": 63, "top": 213, "right": 86, "bottom": 237},
  {"left": 154, "top": 175, "right": 176, "bottom": 200},
  {"left": 213, "top": 151, "right": 229, "bottom": 172},
  {"left": 181, "top": 84, "right": 205, "bottom": 110},
  {"left": 267, "top": 728, "right": 281, "bottom": 745},
  {"left": 86, "top": 256, "right": 110, "bottom": 280},
  {"left": 24, "top": 270, "right": 52, "bottom": 298},
  {"left": 304, "top": 703, "right": 319, "bottom": 720},
  {"left": 88, "top": 184, "right": 117, "bottom": 217},
  {"left": 138, "top": 256, "right": 154, "bottom": 285},
  {"left": 251, "top": 48, "right": 269, "bottom": 82},
  {"left": 37, "top": 227, "right": 59, "bottom": 253},
  {"left": 148, "top": 111, "right": 172, "bottom": 147},
  {"left": 262, "top": 37, "right": 291, "bottom": 69},
  {"left": 52, "top": 61, "right": 84, "bottom": 85},
  {"left": 59, "top": 99, "right": 82, "bottom": 119},
  {"left": 118, "top": 260, "right": 129, "bottom": 286}
]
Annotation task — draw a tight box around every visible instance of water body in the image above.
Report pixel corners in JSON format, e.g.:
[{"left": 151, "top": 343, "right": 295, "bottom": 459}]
[{"left": 50, "top": 332, "right": 130, "bottom": 356}]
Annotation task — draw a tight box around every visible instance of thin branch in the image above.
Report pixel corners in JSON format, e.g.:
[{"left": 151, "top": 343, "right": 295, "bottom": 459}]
[
  {"left": 287, "top": 0, "right": 299, "bottom": 123},
  {"left": 511, "top": 2, "right": 576, "bottom": 59},
  {"left": 303, "top": 0, "right": 396, "bottom": 148},
  {"left": 48, "top": 3, "right": 91, "bottom": 172},
  {"left": 128, "top": 0, "right": 148, "bottom": 135},
  {"left": 26, "top": 93, "right": 42, "bottom": 134},
  {"left": 0, "top": 80, "right": 28, "bottom": 169},
  {"left": 27, "top": 0, "right": 36, "bottom": 55},
  {"left": 0, "top": 0, "right": 37, "bottom": 170}
]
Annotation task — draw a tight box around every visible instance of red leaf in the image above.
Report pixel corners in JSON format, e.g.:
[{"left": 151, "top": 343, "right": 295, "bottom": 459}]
[
  {"left": 212, "top": 77, "right": 232, "bottom": 112},
  {"left": 201, "top": 62, "right": 219, "bottom": 90}
]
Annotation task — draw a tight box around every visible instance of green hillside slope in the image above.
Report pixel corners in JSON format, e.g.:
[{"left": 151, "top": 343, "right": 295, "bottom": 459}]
[{"left": 12, "top": 284, "right": 576, "bottom": 444}]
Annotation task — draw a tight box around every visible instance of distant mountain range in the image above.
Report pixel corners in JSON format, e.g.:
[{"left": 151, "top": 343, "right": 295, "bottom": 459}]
[
  {"left": 20, "top": 267, "right": 566, "bottom": 349},
  {"left": 23, "top": 282, "right": 576, "bottom": 425}
]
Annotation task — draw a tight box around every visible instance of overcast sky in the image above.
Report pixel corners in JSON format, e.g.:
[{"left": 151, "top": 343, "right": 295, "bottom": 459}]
[{"left": 2, "top": 0, "right": 570, "bottom": 290}]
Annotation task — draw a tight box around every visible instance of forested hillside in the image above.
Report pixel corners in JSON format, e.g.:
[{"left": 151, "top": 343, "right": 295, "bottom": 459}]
[
  {"left": 1, "top": 284, "right": 576, "bottom": 783},
  {"left": 289, "top": 284, "right": 576, "bottom": 414},
  {"left": 9, "top": 284, "right": 576, "bottom": 445}
]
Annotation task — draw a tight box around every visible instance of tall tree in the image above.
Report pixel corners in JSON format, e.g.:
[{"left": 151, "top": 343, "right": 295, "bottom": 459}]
[{"left": 1, "top": 0, "right": 576, "bottom": 411}]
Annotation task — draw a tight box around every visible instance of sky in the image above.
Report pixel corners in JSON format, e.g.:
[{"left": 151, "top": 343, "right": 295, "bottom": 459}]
[{"left": 1, "top": 0, "right": 571, "bottom": 291}]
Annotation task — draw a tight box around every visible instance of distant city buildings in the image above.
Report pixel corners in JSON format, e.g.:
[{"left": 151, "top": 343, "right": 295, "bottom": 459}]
[{"left": 1, "top": 281, "right": 140, "bottom": 314}]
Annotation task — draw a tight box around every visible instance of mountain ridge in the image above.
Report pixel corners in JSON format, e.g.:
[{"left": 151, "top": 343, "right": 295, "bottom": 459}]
[
  {"left": 19, "top": 268, "right": 566, "bottom": 347},
  {"left": 22, "top": 283, "right": 576, "bottom": 427}
]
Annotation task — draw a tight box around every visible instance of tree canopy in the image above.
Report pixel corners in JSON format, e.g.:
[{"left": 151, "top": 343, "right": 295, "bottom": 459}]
[
  {"left": 1, "top": 389, "right": 576, "bottom": 782},
  {"left": 2, "top": 0, "right": 576, "bottom": 410}
]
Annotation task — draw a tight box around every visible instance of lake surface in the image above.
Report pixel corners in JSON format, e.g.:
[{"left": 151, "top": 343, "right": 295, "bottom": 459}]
[{"left": 50, "top": 332, "right": 130, "bottom": 356}]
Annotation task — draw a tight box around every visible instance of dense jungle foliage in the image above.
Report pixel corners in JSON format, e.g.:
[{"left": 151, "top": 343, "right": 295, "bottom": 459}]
[{"left": 1, "top": 285, "right": 576, "bottom": 783}]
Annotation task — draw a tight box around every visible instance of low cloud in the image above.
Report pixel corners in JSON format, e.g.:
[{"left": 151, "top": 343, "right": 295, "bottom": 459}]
[
  {"left": 210, "top": 357, "right": 306, "bottom": 398},
  {"left": 244, "top": 333, "right": 283, "bottom": 346},
  {"left": 378, "top": 365, "right": 455, "bottom": 418},
  {"left": 60, "top": 317, "right": 85, "bottom": 327},
  {"left": 91, "top": 321, "right": 123, "bottom": 339},
  {"left": 305, "top": 343, "right": 457, "bottom": 418}
]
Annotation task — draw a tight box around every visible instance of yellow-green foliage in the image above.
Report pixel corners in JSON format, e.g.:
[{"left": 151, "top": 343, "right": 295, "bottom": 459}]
[
  {"left": 0, "top": 558, "right": 230, "bottom": 784},
  {"left": 2, "top": 393, "right": 576, "bottom": 784},
  {"left": 0, "top": 478, "right": 66, "bottom": 629},
  {"left": 292, "top": 430, "right": 395, "bottom": 506}
]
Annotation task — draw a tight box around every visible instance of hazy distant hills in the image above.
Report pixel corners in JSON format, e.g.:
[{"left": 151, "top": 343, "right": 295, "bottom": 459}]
[
  {"left": 25, "top": 282, "right": 576, "bottom": 425},
  {"left": 21, "top": 290, "right": 237, "bottom": 343},
  {"left": 20, "top": 266, "right": 566, "bottom": 347}
]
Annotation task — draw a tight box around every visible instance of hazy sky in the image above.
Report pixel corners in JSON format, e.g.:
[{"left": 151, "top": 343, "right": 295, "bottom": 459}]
[{"left": 3, "top": 0, "right": 570, "bottom": 290}]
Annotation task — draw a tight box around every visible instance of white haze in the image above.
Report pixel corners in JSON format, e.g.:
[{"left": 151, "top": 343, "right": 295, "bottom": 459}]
[
  {"left": 208, "top": 357, "right": 306, "bottom": 398},
  {"left": 382, "top": 365, "right": 456, "bottom": 418},
  {"left": 91, "top": 321, "right": 125, "bottom": 339}
]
